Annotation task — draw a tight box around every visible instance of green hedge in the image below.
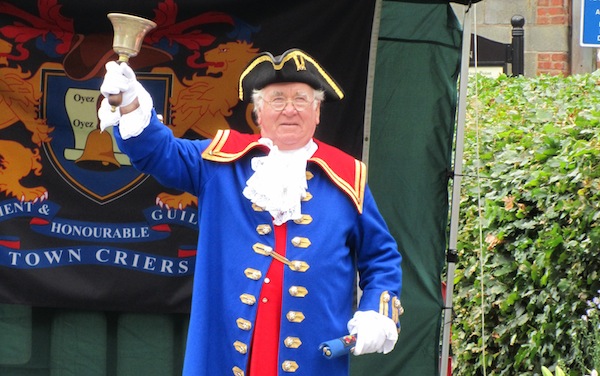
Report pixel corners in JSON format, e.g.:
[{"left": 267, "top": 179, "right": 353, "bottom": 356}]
[{"left": 452, "top": 73, "right": 600, "bottom": 375}]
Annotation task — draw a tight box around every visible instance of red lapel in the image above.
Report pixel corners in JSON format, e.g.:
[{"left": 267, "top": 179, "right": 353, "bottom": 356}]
[{"left": 202, "top": 129, "right": 366, "bottom": 212}]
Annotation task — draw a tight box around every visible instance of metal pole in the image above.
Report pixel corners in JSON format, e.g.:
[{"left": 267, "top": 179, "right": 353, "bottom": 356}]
[
  {"left": 511, "top": 15, "right": 525, "bottom": 76},
  {"left": 571, "top": 0, "right": 595, "bottom": 74},
  {"left": 440, "top": 4, "right": 472, "bottom": 376}
]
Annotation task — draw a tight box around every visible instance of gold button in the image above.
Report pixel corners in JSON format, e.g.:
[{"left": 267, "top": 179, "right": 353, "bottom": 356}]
[
  {"left": 291, "top": 237, "right": 311, "bottom": 248},
  {"left": 395, "top": 297, "right": 405, "bottom": 316},
  {"left": 282, "top": 360, "right": 299, "bottom": 372},
  {"left": 253, "top": 243, "right": 273, "bottom": 255},
  {"left": 302, "top": 192, "right": 313, "bottom": 202},
  {"left": 305, "top": 171, "right": 314, "bottom": 180},
  {"left": 289, "top": 261, "right": 309, "bottom": 272},
  {"left": 233, "top": 341, "right": 248, "bottom": 354},
  {"left": 289, "top": 286, "right": 308, "bottom": 297},
  {"left": 232, "top": 366, "right": 244, "bottom": 376},
  {"left": 244, "top": 268, "right": 262, "bottom": 280},
  {"left": 256, "top": 224, "right": 272, "bottom": 235},
  {"left": 236, "top": 318, "right": 252, "bottom": 331},
  {"left": 286, "top": 311, "right": 305, "bottom": 323},
  {"left": 240, "top": 294, "right": 256, "bottom": 305},
  {"left": 284, "top": 337, "right": 302, "bottom": 349},
  {"left": 383, "top": 292, "right": 390, "bottom": 302},
  {"left": 293, "top": 215, "right": 313, "bottom": 225}
]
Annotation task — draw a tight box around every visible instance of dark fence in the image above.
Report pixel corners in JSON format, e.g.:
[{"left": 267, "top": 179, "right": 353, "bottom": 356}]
[{"left": 470, "top": 15, "right": 525, "bottom": 76}]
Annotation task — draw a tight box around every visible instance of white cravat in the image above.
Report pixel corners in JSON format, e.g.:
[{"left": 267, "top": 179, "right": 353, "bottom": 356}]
[{"left": 243, "top": 138, "right": 317, "bottom": 225}]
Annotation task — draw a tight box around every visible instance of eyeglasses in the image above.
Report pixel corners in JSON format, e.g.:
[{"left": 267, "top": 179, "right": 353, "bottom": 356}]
[{"left": 265, "top": 96, "right": 315, "bottom": 112}]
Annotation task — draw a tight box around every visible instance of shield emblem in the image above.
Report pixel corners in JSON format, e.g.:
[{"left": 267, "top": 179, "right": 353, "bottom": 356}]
[{"left": 41, "top": 68, "right": 170, "bottom": 204}]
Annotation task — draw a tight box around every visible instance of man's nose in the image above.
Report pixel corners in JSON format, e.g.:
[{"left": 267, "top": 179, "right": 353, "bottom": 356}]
[{"left": 282, "top": 100, "right": 297, "bottom": 113}]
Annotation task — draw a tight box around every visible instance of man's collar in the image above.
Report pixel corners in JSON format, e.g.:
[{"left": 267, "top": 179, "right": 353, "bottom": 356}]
[{"left": 202, "top": 129, "right": 366, "bottom": 213}]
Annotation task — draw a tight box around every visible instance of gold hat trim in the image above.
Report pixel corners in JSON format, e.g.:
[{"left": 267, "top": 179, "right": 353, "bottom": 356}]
[{"left": 238, "top": 50, "right": 344, "bottom": 101}]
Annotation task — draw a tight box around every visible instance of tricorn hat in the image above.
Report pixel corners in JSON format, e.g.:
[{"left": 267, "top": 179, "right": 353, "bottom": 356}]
[{"left": 238, "top": 48, "right": 344, "bottom": 102}]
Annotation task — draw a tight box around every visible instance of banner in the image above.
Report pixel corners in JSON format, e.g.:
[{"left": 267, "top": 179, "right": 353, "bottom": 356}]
[{"left": 0, "top": 0, "right": 376, "bottom": 312}]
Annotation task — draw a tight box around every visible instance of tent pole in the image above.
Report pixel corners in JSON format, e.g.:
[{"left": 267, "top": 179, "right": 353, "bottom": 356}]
[{"left": 440, "top": 4, "right": 473, "bottom": 376}]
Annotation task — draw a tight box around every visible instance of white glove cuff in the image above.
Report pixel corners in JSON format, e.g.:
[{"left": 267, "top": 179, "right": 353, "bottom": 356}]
[
  {"left": 347, "top": 310, "right": 399, "bottom": 355},
  {"left": 98, "top": 98, "right": 121, "bottom": 131},
  {"left": 118, "top": 81, "right": 153, "bottom": 140}
]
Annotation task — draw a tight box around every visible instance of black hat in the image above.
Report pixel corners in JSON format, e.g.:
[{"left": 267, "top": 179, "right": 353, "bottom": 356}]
[{"left": 238, "top": 49, "right": 344, "bottom": 102}]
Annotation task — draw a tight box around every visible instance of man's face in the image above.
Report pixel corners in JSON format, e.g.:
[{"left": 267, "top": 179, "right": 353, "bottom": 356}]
[{"left": 256, "top": 82, "right": 321, "bottom": 150}]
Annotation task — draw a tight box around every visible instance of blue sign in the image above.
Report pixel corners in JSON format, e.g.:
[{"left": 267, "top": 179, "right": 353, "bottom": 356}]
[{"left": 581, "top": 0, "right": 600, "bottom": 46}]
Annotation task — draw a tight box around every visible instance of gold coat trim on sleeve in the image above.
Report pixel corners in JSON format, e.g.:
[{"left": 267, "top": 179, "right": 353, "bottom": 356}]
[
  {"left": 392, "top": 297, "right": 404, "bottom": 327},
  {"left": 379, "top": 291, "right": 391, "bottom": 318}
]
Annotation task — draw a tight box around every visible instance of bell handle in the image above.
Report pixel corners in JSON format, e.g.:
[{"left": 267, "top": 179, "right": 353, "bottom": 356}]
[
  {"left": 108, "top": 92, "right": 123, "bottom": 110},
  {"left": 109, "top": 55, "right": 130, "bottom": 112}
]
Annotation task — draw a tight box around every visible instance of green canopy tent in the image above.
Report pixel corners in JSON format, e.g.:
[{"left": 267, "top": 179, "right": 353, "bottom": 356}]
[
  {"left": 0, "top": 1, "right": 485, "bottom": 375},
  {"left": 352, "top": 1, "right": 484, "bottom": 375}
]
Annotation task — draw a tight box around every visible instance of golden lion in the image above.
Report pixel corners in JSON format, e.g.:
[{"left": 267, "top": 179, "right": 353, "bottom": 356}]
[
  {"left": 152, "top": 41, "right": 259, "bottom": 210},
  {"left": 0, "top": 39, "right": 56, "bottom": 202},
  {"left": 155, "top": 40, "right": 259, "bottom": 138},
  {"left": 0, "top": 140, "right": 46, "bottom": 202}
]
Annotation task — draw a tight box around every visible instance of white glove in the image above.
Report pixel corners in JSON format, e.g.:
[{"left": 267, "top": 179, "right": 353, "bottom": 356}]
[
  {"left": 98, "top": 61, "right": 153, "bottom": 139},
  {"left": 347, "top": 310, "right": 399, "bottom": 356},
  {"left": 100, "top": 61, "right": 138, "bottom": 107}
]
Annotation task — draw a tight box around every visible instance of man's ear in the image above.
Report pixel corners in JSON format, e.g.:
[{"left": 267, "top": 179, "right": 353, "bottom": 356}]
[
  {"left": 254, "top": 107, "right": 262, "bottom": 126},
  {"left": 315, "top": 102, "right": 321, "bottom": 126}
]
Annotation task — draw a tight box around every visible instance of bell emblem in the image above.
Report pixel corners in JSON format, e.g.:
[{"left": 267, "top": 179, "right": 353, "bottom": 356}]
[{"left": 76, "top": 129, "right": 121, "bottom": 171}]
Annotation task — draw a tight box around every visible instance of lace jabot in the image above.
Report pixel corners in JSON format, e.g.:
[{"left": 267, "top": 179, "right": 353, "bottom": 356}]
[{"left": 242, "top": 138, "right": 317, "bottom": 225}]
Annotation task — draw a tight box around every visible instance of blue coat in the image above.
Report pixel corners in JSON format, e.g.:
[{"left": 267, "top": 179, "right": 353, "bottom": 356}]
[{"left": 116, "top": 111, "right": 403, "bottom": 376}]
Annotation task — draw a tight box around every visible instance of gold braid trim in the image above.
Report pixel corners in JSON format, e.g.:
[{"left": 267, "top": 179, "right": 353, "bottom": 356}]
[
  {"left": 379, "top": 291, "right": 391, "bottom": 318},
  {"left": 380, "top": 291, "right": 404, "bottom": 330},
  {"left": 238, "top": 50, "right": 344, "bottom": 101}
]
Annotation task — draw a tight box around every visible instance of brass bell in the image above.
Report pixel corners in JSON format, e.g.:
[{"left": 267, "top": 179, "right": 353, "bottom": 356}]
[
  {"left": 108, "top": 13, "right": 157, "bottom": 63},
  {"left": 76, "top": 129, "right": 120, "bottom": 171},
  {"left": 106, "top": 13, "right": 156, "bottom": 110}
]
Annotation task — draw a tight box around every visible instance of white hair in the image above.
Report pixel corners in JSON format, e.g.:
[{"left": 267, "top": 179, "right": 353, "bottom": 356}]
[{"left": 252, "top": 87, "right": 325, "bottom": 115}]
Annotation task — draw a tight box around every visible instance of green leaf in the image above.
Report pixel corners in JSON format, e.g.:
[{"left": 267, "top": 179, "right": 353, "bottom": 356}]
[
  {"left": 555, "top": 366, "right": 566, "bottom": 376},
  {"left": 454, "top": 72, "right": 600, "bottom": 376}
]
